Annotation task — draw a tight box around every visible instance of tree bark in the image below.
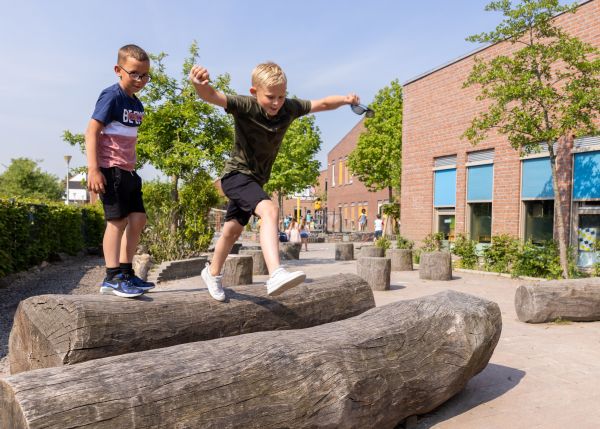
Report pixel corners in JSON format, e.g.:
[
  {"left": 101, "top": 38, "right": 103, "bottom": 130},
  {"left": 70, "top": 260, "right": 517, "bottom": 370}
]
[
  {"left": 388, "top": 248, "right": 413, "bottom": 271},
  {"left": 8, "top": 274, "right": 375, "bottom": 374},
  {"left": 280, "top": 242, "right": 301, "bottom": 260},
  {"left": 221, "top": 255, "right": 253, "bottom": 286},
  {"left": 549, "top": 143, "right": 569, "bottom": 278},
  {"left": 239, "top": 249, "right": 268, "bottom": 275},
  {"left": 335, "top": 243, "right": 354, "bottom": 260},
  {"left": 360, "top": 246, "right": 385, "bottom": 257},
  {"left": 1, "top": 290, "right": 501, "bottom": 429},
  {"left": 515, "top": 277, "right": 600, "bottom": 323},
  {"left": 357, "top": 257, "right": 391, "bottom": 291},
  {"left": 419, "top": 251, "right": 452, "bottom": 281}
]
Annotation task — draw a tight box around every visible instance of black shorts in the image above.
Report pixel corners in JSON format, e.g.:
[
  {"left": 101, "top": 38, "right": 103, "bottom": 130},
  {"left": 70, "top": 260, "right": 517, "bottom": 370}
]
[
  {"left": 221, "top": 172, "right": 270, "bottom": 226},
  {"left": 99, "top": 167, "right": 145, "bottom": 220}
]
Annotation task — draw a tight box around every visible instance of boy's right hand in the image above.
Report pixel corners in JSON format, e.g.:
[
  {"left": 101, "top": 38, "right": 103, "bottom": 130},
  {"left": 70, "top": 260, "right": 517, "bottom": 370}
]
[
  {"left": 87, "top": 168, "right": 106, "bottom": 194},
  {"left": 189, "top": 65, "right": 210, "bottom": 85}
]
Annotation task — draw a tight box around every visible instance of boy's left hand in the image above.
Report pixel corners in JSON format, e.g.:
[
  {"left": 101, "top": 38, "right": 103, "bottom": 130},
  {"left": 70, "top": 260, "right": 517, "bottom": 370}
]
[{"left": 345, "top": 93, "right": 360, "bottom": 105}]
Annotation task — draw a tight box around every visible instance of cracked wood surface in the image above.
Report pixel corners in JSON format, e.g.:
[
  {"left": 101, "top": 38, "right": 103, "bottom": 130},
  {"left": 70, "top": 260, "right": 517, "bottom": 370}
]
[
  {"left": 8, "top": 274, "right": 374, "bottom": 374},
  {"left": 0, "top": 290, "right": 501, "bottom": 429}
]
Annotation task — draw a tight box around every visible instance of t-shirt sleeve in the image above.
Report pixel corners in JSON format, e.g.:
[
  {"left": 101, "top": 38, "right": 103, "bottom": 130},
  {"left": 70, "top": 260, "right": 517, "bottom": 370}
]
[
  {"left": 286, "top": 98, "right": 312, "bottom": 118},
  {"left": 225, "top": 95, "right": 254, "bottom": 115},
  {"left": 91, "top": 88, "right": 116, "bottom": 125}
]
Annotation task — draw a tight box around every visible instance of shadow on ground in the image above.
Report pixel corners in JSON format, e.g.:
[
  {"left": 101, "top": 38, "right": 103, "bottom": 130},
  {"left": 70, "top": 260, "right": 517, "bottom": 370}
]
[{"left": 414, "top": 363, "right": 526, "bottom": 428}]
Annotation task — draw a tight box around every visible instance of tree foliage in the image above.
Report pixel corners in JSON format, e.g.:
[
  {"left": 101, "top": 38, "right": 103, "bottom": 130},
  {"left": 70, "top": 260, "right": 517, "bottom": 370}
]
[
  {"left": 462, "top": 0, "right": 600, "bottom": 278},
  {"left": 0, "top": 158, "right": 64, "bottom": 201},
  {"left": 264, "top": 113, "right": 322, "bottom": 216},
  {"left": 347, "top": 79, "right": 403, "bottom": 201}
]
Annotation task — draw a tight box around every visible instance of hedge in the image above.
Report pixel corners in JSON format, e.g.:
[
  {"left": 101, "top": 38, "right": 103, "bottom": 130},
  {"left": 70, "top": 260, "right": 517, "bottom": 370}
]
[{"left": 0, "top": 199, "right": 104, "bottom": 277}]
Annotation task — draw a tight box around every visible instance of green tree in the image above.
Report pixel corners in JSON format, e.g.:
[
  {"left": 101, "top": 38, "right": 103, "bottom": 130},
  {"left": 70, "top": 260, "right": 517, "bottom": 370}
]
[
  {"left": 462, "top": 0, "right": 600, "bottom": 278},
  {"left": 0, "top": 158, "right": 64, "bottom": 201},
  {"left": 347, "top": 79, "right": 403, "bottom": 203},
  {"left": 264, "top": 114, "right": 322, "bottom": 219}
]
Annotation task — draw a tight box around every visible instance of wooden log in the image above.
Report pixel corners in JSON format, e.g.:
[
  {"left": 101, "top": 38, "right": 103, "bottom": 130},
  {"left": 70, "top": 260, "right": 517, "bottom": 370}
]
[
  {"left": 360, "top": 246, "right": 385, "bottom": 257},
  {"left": 7, "top": 274, "right": 374, "bottom": 374},
  {"left": 389, "top": 248, "right": 413, "bottom": 271},
  {"left": 132, "top": 253, "right": 152, "bottom": 280},
  {"left": 335, "top": 242, "right": 354, "bottom": 260},
  {"left": 515, "top": 277, "right": 600, "bottom": 323},
  {"left": 0, "top": 290, "right": 501, "bottom": 429},
  {"left": 280, "top": 242, "right": 301, "bottom": 260},
  {"left": 221, "top": 254, "right": 253, "bottom": 286},
  {"left": 419, "top": 251, "right": 452, "bottom": 280},
  {"left": 239, "top": 249, "right": 269, "bottom": 275},
  {"left": 357, "top": 256, "right": 391, "bottom": 291}
]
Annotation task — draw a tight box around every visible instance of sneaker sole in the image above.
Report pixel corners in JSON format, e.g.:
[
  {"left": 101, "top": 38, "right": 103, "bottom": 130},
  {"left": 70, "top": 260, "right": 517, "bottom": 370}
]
[
  {"left": 267, "top": 272, "right": 306, "bottom": 296},
  {"left": 99, "top": 286, "right": 143, "bottom": 298}
]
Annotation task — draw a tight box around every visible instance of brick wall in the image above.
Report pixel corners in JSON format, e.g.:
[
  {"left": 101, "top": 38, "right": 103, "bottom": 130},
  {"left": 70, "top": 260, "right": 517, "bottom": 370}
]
[{"left": 401, "top": 0, "right": 600, "bottom": 242}]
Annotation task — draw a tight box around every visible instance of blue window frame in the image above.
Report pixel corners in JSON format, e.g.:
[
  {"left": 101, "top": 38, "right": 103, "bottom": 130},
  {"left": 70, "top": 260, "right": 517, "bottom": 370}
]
[
  {"left": 467, "top": 164, "right": 493, "bottom": 202},
  {"left": 521, "top": 158, "right": 554, "bottom": 199},
  {"left": 434, "top": 169, "right": 456, "bottom": 207}
]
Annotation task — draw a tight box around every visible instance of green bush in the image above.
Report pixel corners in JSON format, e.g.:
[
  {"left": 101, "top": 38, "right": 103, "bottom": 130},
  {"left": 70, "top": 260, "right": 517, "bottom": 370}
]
[
  {"left": 0, "top": 199, "right": 104, "bottom": 276},
  {"left": 396, "top": 235, "right": 414, "bottom": 250},
  {"left": 421, "top": 232, "right": 445, "bottom": 252},
  {"left": 141, "top": 175, "right": 221, "bottom": 263},
  {"left": 511, "top": 240, "right": 563, "bottom": 279},
  {"left": 593, "top": 262, "right": 600, "bottom": 277},
  {"left": 452, "top": 234, "right": 478, "bottom": 269},
  {"left": 483, "top": 234, "right": 520, "bottom": 273},
  {"left": 374, "top": 236, "right": 391, "bottom": 251}
]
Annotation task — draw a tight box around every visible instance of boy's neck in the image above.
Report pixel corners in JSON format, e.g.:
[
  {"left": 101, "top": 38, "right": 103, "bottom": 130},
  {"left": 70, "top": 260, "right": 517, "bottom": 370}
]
[{"left": 118, "top": 81, "right": 137, "bottom": 98}]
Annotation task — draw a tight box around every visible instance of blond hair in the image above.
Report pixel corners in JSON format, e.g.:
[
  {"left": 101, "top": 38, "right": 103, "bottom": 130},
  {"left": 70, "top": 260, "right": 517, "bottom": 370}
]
[
  {"left": 118, "top": 44, "right": 150, "bottom": 64},
  {"left": 252, "top": 62, "right": 287, "bottom": 88}
]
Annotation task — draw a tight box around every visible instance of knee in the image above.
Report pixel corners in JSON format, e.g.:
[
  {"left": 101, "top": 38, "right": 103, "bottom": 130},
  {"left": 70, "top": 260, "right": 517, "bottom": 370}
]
[{"left": 262, "top": 205, "right": 279, "bottom": 222}]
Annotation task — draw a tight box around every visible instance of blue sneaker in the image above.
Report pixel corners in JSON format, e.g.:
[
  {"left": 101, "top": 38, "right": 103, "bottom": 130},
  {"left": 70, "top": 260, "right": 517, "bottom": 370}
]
[
  {"left": 100, "top": 274, "right": 144, "bottom": 298},
  {"left": 125, "top": 274, "right": 155, "bottom": 292}
]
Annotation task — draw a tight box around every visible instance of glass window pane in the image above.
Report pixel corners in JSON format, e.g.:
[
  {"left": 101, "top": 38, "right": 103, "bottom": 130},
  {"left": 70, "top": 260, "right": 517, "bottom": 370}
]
[
  {"left": 438, "top": 214, "right": 455, "bottom": 241},
  {"left": 524, "top": 200, "right": 554, "bottom": 244},
  {"left": 578, "top": 214, "right": 600, "bottom": 267},
  {"left": 470, "top": 203, "right": 492, "bottom": 243}
]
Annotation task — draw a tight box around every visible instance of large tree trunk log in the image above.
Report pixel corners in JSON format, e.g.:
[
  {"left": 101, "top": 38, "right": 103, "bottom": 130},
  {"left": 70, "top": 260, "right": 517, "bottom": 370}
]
[
  {"left": 0, "top": 290, "right": 502, "bottom": 429},
  {"left": 221, "top": 255, "right": 253, "bottom": 286},
  {"left": 335, "top": 242, "right": 354, "bottom": 260},
  {"left": 515, "top": 277, "right": 600, "bottom": 323},
  {"left": 357, "top": 257, "right": 391, "bottom": 291},
  {"left": 239, "top": 249, "right": 269, "bottom": 275},
  {"left": 419, "top": 251, "right": 452, "bottom": 280},
  {"left": 360, "top": 246, "right": 385, "bottom": 257},
  {"left": 7, "top": 274, "right": 374, "bottom": 374},
  {"left": 388, "top": 248, "right": 413, "bottom": 271}
]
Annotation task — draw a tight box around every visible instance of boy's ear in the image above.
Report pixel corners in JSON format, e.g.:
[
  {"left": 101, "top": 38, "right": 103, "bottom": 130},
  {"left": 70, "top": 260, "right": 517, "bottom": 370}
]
[
  {"left": 114, "top": 65, "right": 122, "bottom": 79},
  {"left": 249, "top": 86, "right": 257, "bottom": 96}
]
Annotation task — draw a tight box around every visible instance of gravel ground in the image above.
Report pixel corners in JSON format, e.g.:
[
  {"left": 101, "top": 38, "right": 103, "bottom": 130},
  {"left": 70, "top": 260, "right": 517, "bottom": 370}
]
[{"left": 0, "top": 255, "right": 105, "bottom": 377}]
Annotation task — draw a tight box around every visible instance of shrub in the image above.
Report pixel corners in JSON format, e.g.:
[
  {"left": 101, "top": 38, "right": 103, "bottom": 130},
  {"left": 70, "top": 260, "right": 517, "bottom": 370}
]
[
  {"left": 452, "top": 234, "right": 478, "bottom": 269},
  {"left": 483, "top": 234, "right": 519, "bottom": 273},
  {"left": 374, "top": 236, "right": 391, "bottom": 251},
  {"left": 421, "top": 232, "right": 445, "bottom": 252},
  {"left": 396, "top": 235, "right": 414, "bottom": 250},
  {"left": 511, "top": 240, "right": 563, "bottom": 279}
]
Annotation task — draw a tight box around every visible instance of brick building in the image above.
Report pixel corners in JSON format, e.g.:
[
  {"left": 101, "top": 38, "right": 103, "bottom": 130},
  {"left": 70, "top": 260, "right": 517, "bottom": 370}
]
[
  {"left": 325, "top": 120, "right": 391, "bottom": 233},
  {"left": 400, "top": 0, "right": 600, "bottom": 266}
]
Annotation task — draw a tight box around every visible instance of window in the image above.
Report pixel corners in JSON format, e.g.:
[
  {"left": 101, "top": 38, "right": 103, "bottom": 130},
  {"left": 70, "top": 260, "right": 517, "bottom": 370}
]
[
  {"left": 331, "top": 162, "right": 335, "bottom": 187},
  {"left": 573, "top": 151, "right": 600, "bottom": 201},
  {"left": 436, "top": 208, "right": 456, "bottom": 241},
  {"left": 469, "top": 203, "right": 492, "bottom": 243},
  {"left": 339, "top": 159, "right": 344, "bottom": 185},
  {"left": 433, "top": 169, "right": 457, "bottom": 207},
  {"left": 524, "top": 200, "right": 554, "bottom": 244}
]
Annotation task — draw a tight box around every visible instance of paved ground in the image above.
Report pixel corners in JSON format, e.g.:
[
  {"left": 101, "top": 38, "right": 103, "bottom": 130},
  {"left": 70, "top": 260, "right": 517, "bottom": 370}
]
[
  {"left": 2, "top": 242, "right": 600, "bottom": 428},
  {"left": 163, "top": 242, "right": 600, "bottom": 429}
]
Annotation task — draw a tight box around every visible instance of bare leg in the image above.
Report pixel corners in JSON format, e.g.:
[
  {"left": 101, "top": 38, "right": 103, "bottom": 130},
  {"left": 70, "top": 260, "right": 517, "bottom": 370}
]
[
  {"left": 103, "top": 218, "right": 128, "bottom": 268},
  {"left": 119, "top": 212, "right": 147, "bottom": 264},
  {"left": 210, "top": 220, "right": 244, "bottom": 276},
  {"left": 254, "top": 200, "right": 281, "bottom": 275}
]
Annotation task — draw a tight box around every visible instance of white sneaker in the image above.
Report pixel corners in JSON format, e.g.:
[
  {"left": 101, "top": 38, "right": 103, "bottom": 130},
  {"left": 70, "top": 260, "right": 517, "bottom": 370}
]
[
  {"left": 201, "top": 263, "right": 226, "bottom": 302},
  {"left": 266, "top": 267, "right": 306, "bottom": 296}
]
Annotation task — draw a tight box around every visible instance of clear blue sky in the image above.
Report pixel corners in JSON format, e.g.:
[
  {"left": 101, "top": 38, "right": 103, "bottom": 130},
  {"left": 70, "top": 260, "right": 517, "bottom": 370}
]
[{"left": 0, "top": 0, "right": 508, "bottom": 181}]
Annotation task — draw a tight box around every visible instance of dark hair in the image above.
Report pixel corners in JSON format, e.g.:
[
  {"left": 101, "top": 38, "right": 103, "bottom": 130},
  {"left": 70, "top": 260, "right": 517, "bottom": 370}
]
[{"left": 118, "top": 44, "right": 149, "bottom": 64}]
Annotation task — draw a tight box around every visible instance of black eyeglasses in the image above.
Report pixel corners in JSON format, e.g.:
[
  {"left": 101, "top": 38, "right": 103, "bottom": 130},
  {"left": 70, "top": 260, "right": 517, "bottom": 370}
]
[
  {"left": 350, "top": 104, "right": 375, "bottom": 118},
  {"left": 119, "top": 65, "right": 151, "bottom": 82}
]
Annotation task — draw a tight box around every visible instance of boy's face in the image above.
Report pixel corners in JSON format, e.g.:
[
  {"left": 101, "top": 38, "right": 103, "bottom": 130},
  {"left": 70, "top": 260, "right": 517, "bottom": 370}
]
[
  {"left": 115, "top": 57, "right": 151, "bottom": 96},
  {"left": 250, "top": 83, "right": 286, "bottom": 117}
]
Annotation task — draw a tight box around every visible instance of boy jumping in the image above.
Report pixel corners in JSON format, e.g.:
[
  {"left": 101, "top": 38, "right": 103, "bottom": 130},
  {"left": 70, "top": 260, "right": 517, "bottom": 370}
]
[{"left": 190, "top": 62, "right": 359, "bottom": 301}]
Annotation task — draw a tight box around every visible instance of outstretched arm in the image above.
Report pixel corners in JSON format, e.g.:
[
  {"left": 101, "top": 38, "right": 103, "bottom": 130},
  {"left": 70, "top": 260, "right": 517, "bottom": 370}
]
[
  {"left": 85, "top": 119, "right": 107, "bottom": 194},
  {"left": 309, "top": 93, "right": 360, "bottom": 113},
  {"left": 189, "top": 65, "right": 227, "bottom": 108}
]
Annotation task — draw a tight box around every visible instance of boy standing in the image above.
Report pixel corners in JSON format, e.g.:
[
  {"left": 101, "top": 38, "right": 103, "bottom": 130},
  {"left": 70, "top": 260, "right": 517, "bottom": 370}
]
[
  {"left": 190, "top": 62, "right": 359, "bottom": 301},
  {"left": 85, "top": 44, "right": 155, "bottom": 298}
]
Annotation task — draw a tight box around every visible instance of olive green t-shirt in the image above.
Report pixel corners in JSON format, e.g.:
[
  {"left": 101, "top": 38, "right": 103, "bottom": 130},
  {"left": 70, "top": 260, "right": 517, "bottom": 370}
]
[{"left": 223, "top": 94, "right": 312, "bottom": 185}]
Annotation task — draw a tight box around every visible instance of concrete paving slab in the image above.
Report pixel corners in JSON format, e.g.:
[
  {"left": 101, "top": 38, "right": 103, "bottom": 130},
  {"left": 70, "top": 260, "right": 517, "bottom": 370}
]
[{"left": 155, "top": 242, "right": 600, "bottom": 429}]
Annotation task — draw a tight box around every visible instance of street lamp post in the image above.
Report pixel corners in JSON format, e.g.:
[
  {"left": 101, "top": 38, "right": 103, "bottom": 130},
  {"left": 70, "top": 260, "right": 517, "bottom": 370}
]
[{"left": 64, "top": 155, "right": 72, "bottom": 205}]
